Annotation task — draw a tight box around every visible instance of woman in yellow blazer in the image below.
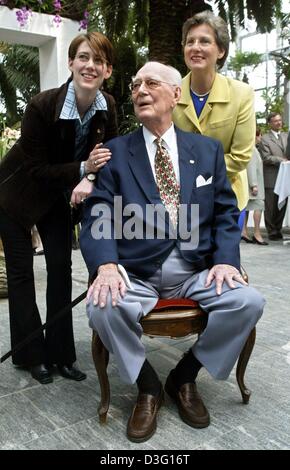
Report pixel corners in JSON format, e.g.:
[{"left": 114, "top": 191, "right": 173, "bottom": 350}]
[{"left": 173, "top": 11, "right": 255, "bottom": 213}]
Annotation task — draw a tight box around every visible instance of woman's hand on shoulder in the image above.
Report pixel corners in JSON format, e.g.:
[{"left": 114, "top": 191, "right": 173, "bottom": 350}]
[{"left": 85, "top": 143, "right": 112, "bottom": 173}]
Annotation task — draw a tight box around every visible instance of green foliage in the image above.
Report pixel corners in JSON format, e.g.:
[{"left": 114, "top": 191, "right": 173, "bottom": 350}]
[
  {"left": 132, "top": 0, "right": 149, "bottom": 44},
  {"left": 256, "top": 88, "right": 286, "bottom": 129},
  {"left": 89, "top": 1, "right": 148, "bottom": 132},
  {"left": 228, "top": 51, "right": 263, "bottom": 73},
  {"left": 106, "top": 36, "right": 139, "bottom": 132},
  {"left": 118, "top": 108, "right": 140, "bottom": 135},
  {"left": 0, "top": 42, "right": 39, "bottom": 126},
  {"left": 0, "top": 0, "right": 287, "bottom": 133},
  {"left": 0, "top": 62, "right": 19, "bottom": 126},
  {"left": 215, "top": 0, "right": 283, "bottom": 39},
  {"left": 3, "top": 44, "right": 39, "bottom": 100},
  {"left": 99, "top": 0, "right": 130, "bottom": 40},
  {"left": 269, "top": 12, "right": 290, "bottom": 81},
  {"left": 274, "top": 57, "right": 290, "bottom": 81},
  {"left": 92, "top": 0, "right": 149, "bottom": 48}
]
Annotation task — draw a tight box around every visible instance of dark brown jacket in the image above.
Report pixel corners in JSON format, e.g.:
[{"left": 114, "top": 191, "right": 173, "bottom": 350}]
[{"left": 0, "top": 81, "right": 118, "bottom": 229}]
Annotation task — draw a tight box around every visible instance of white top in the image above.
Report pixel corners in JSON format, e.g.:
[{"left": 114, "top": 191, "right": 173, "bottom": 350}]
[
  {"left": 274, "top": 161, "right": 290, "bottom": 209},
  {"left": 142, "top": 123, "right": 180, "bottom": 183}
]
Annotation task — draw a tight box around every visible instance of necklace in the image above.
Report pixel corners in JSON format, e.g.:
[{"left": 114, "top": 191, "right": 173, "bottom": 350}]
[{"left": 190, "top": 88, "right": 211, "bottom": 101}]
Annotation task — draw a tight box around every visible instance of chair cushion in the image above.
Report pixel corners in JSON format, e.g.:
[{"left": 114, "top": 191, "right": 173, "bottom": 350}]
[{"left": 153, "top": 299, "right": 199, "bottom": 311}]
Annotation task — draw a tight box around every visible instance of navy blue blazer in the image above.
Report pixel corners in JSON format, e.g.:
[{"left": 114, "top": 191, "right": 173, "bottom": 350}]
[{"left": 80, "top": 127, "right": 241, "bottom": 280}]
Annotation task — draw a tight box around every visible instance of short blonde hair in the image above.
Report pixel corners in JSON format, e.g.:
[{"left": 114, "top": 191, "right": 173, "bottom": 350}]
[{"left": 182, "top": 11, "right": 229, "bottom": 70}]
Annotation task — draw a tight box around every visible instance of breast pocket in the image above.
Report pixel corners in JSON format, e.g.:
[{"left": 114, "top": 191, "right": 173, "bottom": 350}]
[{"left": 195, "top": 185, "right": 214, "bottom": 195}]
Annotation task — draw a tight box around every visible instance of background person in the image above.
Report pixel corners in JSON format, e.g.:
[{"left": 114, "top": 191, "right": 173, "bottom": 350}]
[
  {"left": 80, "top": 61, "right": 265, "bottom": 444},
  {"left": 241, "top": 128, "right": 268, "bottom": 245},
  {"left": 0, "top": 32, "right": 117, "bottom": 384},
  {"left": 259, "top": 112, "right": 288, "bottom": 240},
  {"left": 173, "top": 10, "right": 255, "bottom": 228}
]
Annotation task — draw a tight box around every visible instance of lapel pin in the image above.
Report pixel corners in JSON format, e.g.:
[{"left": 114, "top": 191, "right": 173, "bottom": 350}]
[{"left": 189, "top": 160, "right": 195, "bottom": 164}]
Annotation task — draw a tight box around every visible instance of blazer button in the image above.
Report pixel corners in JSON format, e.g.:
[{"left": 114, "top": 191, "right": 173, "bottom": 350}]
[{"left": 96, "top": 129, "right": 102, "bottom": 134}]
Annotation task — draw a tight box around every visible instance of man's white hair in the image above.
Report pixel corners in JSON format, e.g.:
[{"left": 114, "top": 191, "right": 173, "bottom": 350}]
[{"left": 139, "top": 61, "right": 182, "bottom": 87}]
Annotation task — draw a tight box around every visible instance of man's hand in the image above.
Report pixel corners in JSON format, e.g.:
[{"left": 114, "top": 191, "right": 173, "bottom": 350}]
[
  {"left": 70, "top": 178, "right": 94, "bottom": 207},
  {"left": 205, "top": 264, "right": 248, "bottom": 296},
  {"left": 86, "top": 263, "right": 127, "bottom": 308},
  {"left": 85, "top": 143, "right": 111, "bottom": 173}
]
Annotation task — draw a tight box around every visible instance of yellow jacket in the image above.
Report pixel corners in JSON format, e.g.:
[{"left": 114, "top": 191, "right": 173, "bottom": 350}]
[{"left": 173, "top": 72, "right": 255, "bottom": 209}]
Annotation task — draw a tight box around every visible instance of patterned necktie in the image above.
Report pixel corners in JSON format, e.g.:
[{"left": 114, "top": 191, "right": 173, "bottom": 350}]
[{"left": 154, "top": 138, "right": 180, "bottom": 227}]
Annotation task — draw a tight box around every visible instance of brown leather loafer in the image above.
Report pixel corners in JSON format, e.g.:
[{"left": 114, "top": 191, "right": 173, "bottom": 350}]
[
  {"left": 165, "top": 370, "right": 210, "bottom": 428},
  {"left": 127, "top": 388, "right": 164, "bottom": 443}
]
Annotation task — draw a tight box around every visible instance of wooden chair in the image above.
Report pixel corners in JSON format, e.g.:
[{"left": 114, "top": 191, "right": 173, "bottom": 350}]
[{"left": 92, "top": 297, "right": 256, "bottom": 424}]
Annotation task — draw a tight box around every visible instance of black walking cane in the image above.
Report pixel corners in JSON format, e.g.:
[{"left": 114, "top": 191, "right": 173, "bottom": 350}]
[{"left": 0, "top": 290, "right": 87, "bottom": 364}]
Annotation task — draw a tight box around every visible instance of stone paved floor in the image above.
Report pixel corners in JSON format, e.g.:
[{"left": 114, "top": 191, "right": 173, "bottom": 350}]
[{"left": 0, "top": 231, "right": 290, "bottom": 450}]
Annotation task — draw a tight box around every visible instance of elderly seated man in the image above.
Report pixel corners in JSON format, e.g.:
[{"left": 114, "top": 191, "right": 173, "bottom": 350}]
[{"left": 80, "top": 61, "right": 265, "bottom": 443}]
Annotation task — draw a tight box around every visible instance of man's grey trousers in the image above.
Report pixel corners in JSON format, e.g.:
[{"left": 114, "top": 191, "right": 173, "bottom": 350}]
[{"left": 87, "top": 249, "right": 265, "bottom": 384}]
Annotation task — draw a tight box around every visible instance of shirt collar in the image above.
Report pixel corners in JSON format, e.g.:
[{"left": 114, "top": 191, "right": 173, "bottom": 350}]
[
  {"left": 59, "top": 81, "right": 107, "bottom": 124},
  {"left": 142, "top": 123, "right": 176, "bottom": 151},
  {"left": 271, "top": 129, "right": 280, "bottom": 138}
]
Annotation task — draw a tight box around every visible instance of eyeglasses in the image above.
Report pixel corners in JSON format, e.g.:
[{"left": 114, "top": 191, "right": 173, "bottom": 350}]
[
  {"left": 129, "top": 78, "right": 176, "bottom": 93},
  {"left": 75, "top": 53, "right": 106, "bottom": 66}
]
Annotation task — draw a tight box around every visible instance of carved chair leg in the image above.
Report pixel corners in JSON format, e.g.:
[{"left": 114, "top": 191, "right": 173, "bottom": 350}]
[
  {"left": 236, "top": 327, "right": 256, "bottom": 404},
  {"left": 91, "top": 331, "right": 110, "bottom": 423}
]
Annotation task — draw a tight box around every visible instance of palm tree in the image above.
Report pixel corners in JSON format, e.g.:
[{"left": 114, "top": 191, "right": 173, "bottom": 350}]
[
  {"left": 148, "top": 0, "right": 188, "bottom": 71},
  {"left": 0, "top": 42, "right": 39, "bottom": 126},
  {"left": 96, "top": 0, "right": 283, "bottom": 69},
  {"left": 0, "top": 0, "right": 284, "bottom": 128},
  {"left": 89, "top": 0, "right": 149, "bottom": 131},
  {"left": 0, "top": 63, "right": 19, "bottom": 126}
]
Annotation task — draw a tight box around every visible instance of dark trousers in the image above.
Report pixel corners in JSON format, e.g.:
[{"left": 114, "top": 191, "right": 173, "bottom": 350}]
[
  {"left": 264, "top": 188, "right": 287, "bottom": 237},
  {"left": 0, "top": 197, "right": 76, "bottom": 366}
]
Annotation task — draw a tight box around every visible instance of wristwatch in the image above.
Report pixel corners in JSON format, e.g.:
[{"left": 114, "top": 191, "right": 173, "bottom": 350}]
[{"left": 85, "top": 173, "right": 96, "bottom": 182}]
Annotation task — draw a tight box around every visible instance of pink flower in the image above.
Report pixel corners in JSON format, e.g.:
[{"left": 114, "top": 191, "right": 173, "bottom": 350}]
[
  {"left": 79, "top": 19, "right": 88, "bottom": 31},
  {"left": 79, "top": 10, "right": 89, "bottom": 30},
  {"left": 15, "top": 7, "right": 32, "bottom": 28},
  {"left": 53, "top": 0, "right": 62, "bottom": 12},
  {"left": 53, "top": 14, "right": 62, "bottom": 27}
]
